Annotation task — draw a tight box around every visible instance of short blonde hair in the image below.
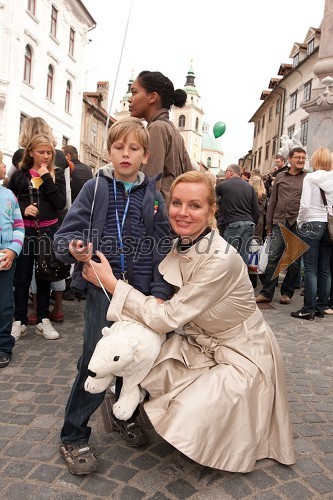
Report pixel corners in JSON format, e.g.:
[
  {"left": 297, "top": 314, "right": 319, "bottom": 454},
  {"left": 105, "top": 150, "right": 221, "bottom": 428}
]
[
  {"left": 107, "top": 117, "right": 149, "bottom": 154},
  {"left": 311, "top": 147, "right": 333, "bottom": 172},
  {"left": 170, "top": 171, "right": 217, "bottom": 228}
]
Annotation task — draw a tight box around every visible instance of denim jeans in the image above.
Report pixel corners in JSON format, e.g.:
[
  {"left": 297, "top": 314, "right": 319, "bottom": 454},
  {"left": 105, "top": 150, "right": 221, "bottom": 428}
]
[
  {"left": 0, "top": 262, "right": 16, "bottom": 358},
  {"left": 259, "top": 223, "right": 301, "bottom": 300},
  {"left": 61, "top": 287, "right": 113, "bottom": 444},
  {"left": 302, "top": 221, "right": 332, "bottom": 313},
  {"left": 223, "top": 221, "right": 255, "bottom": 265}
]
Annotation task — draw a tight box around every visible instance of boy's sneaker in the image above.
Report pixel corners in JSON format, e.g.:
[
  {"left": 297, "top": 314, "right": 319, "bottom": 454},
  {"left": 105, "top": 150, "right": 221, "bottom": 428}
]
[
  {"left": 0, "top": 356, "right": 10, "bottom": 368},
  {"left": 60, "top": 442, "right": 98, "bottom": 475},
  {"left": 11, "top": 321, "right": 28, "bottom": 341},
  {"left": 35, "top": 319, "right": 60, "bottom": 340}
]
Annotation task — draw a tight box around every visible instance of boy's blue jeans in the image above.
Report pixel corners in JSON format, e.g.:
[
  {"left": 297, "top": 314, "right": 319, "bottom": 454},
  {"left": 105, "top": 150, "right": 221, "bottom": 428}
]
[
  {"left": 61, "top": 287, "right": 112, "bottom": 444},
  {"left": 0, "top": 262, "right": 16, "bottom": 358}
]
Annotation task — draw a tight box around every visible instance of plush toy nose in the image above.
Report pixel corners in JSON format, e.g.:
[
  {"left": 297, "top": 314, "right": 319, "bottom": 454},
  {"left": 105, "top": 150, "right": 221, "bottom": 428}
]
[
  {"left": 113, "top": 356, "right": 120, "bottom": 361},
  {"left": 88, "top": 369, "right": 96, "bottom": 377}
]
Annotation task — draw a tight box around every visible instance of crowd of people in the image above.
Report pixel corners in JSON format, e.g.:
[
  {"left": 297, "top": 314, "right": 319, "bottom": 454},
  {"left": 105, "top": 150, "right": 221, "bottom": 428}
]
[
  {"left": 1, "top": 68, "right": 332, "bottom": 477},
  {"left": 237, "top": 147, "right": 333, "bottom": 320}
]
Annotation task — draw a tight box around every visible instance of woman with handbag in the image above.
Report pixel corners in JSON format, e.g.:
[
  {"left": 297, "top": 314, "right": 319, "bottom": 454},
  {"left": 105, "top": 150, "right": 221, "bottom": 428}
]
[
  {"left": 248, "top": 175, "right": 267, "bottom": 288},
  {"left": 8, "top": 134, "right": 66, "bottom": 340},
  {"left": 249, "top": 175, "right": 267, "bottom": 242},
  {"left": 291, "top": 147, "right": 333, "bottom": 320},
  {"left": 9, "top": 116, "right": 70, "bottom": 327}
]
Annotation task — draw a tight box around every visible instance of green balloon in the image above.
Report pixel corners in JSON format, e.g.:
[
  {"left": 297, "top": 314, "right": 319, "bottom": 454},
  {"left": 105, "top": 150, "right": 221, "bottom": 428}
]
[{"left": 213, "top": 121, "right": 226, "bottom": 138}]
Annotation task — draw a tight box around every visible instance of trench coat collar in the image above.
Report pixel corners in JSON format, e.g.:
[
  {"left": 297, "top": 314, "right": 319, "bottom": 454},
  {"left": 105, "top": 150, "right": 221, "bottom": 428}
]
[{"left": 158, "top": 230, "right": 219, "bottom": 288}]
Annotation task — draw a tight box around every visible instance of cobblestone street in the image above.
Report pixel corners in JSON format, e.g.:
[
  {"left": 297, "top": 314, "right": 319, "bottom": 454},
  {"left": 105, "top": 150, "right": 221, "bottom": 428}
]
[{"left": 0, "top": 287, "right": 332, "bottom": 499}]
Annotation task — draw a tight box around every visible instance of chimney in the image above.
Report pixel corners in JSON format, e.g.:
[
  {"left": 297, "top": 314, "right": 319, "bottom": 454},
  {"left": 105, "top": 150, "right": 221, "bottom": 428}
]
[{"left": 96, "top": 81, "right": 109, "bottom": 111}]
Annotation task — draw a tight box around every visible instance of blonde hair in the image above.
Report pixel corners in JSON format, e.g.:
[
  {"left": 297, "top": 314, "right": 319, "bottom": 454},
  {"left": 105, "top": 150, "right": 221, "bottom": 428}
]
[
  {"left": 0, "top": 151, "right": 3, "bottom": 163},
  {"left": 170, "top": 171, "right": 217, "bottom": 228},
  {"left": 20, "top": 134, "right": 56, "bottom": 178},
  {"left": 311, "top": 147, "right": 333, "bottom": 172},
  {"left": 107, "top": 117, "right": 149, "bottom": 154},
  {"left": 249, "top": 175, "right": 266, "bottom": 200},
  {"left": 19, "top": 117, "right": 57, "bottom": 148},
  {"left": 205, "top": 169, "right": 217, "bottom": 186}
]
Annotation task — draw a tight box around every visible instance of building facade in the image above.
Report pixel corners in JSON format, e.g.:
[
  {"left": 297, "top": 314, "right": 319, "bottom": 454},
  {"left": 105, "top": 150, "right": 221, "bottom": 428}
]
[
  {"left": 0, "top": 0, "right": 95, "bottom": 166},
  {"left": 81, "top": 81, "right": 115, "bottom": 172},
  {"left": 248, "top": 27, "right": 321, "bottom": 174}
]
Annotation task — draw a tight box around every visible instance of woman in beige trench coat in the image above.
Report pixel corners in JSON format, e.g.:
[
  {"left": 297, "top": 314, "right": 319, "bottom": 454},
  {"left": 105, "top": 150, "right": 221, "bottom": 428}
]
[{"left": 82, "top": 171, "right": 295, "bottom": 473}]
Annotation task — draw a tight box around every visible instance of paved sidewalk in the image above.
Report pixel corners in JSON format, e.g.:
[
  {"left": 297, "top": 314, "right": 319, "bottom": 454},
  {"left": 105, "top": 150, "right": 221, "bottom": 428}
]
[{"left": 1, "top": 288, "right": 332, "bottom": 499}]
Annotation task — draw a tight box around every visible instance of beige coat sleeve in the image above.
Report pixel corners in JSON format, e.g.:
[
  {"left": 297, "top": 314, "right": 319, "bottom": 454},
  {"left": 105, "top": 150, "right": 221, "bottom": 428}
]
[{"left": 107, "top": 252, "right": 242, "bottom": 334}]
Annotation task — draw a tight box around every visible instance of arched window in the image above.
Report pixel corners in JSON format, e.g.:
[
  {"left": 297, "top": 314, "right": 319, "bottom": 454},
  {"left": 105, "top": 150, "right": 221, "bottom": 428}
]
[
  {"left": 24, "top": 45, "right": 32, "bottom": 84},
  {"left": 46, "top": 65, "right": 54, "bottom": 99},
  {"left": 195, "top": 117, "right": 199, "bottom": 132},
  {"left": 207, "top": 157, "right": 212, "bottom": 168},
  {"left": 178, "top": 115, "right": 185, "bottom": 128},
  {"left": 65, "top": 81, "right": 71, "bottom": 112}
]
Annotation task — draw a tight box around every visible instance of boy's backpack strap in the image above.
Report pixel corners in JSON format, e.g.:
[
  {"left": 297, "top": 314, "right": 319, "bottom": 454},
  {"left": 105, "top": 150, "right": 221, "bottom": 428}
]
[{"left": 142, "top": 174, "right": 163, "bottom": 237}]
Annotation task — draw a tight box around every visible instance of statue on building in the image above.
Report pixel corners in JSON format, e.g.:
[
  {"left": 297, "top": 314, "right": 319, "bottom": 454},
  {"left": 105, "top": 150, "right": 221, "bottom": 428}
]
[{"left": 278, "top": 128, "right": 303, "bottom": 160}]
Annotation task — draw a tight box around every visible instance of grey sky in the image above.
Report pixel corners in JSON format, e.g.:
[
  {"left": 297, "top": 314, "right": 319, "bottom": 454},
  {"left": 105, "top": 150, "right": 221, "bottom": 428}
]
[{"left": 83, "top": 0, "right": 325, "bottom": 167}]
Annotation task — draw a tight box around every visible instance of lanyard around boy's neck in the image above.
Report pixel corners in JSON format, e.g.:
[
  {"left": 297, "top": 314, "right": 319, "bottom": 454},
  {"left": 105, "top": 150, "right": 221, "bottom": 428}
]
[{"left": 113, "top": 176, "right": 133, "bottom": 282}]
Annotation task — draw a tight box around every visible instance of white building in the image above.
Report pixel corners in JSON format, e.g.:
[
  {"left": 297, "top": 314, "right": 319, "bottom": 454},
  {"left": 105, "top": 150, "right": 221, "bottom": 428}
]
[
  {"left": 0, "top": 0, "right": 95, "bottom": 166},
  {"left": 281, "top": 28, "right": 321, "bottom": 143},
  {"left": 249, "top": 26, "right": 321, "bottom": 173}
]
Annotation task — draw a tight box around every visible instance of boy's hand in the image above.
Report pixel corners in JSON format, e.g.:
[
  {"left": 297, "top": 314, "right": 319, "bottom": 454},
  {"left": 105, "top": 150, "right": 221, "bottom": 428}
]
[
  {"left": 82, "top": 251, "right": 117, "bottom": 293},
  {"left": 69, "top": 240, "right": 93, "bottom": 262},
  {"left": 0, "top": 249, "right": 16, "bottom": 270}
]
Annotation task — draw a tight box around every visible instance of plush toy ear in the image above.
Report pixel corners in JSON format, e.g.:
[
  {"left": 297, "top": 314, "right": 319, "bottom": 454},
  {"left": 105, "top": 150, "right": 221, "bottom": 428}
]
[
  {"left": 101, "top": 327, "right": 112, "bottom": 337},
  {"left": 128, "top": 338, "right": 139, "bottom": 349}
]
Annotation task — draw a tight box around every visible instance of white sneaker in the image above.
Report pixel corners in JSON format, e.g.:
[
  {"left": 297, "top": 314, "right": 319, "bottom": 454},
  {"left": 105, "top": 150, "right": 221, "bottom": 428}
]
[
  {"left": 11, "top": 321, "right": 27, "bottom": 341},
  {"left": 324, "top": 308, "right": 333, "bottom": 315},
  {"left": 35, "top": 319, "right": 60, "bottom": 340}
]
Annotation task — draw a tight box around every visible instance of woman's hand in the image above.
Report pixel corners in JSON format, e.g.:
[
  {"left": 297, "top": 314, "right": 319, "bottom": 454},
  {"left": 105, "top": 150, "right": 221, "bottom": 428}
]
[
  {"left": 82, "top": 251, "right": 117, "bottom": 293},
  {"left": 24, "top": 204, "right": 39, "bottom": 218},
  {"left": 0, "top": 249, "right": 16, "bottom": 270},
  {"left": 69, "top": 240, "right": 93, "bottom": 262}
]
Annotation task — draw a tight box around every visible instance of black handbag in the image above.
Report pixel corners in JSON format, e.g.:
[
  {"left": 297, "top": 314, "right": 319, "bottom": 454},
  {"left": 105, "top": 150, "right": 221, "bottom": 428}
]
[
  {"left": 319, "top": 188, "right": 333, "bottom": 243},
  {"left": 35, "top": 228, "right": 71, "bottom": 282}
]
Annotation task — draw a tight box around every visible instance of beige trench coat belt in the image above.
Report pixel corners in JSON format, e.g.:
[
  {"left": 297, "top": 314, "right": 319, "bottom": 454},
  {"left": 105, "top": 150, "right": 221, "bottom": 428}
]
[{"left": 187, "top": 307, "right": 263, "bottom": 378}]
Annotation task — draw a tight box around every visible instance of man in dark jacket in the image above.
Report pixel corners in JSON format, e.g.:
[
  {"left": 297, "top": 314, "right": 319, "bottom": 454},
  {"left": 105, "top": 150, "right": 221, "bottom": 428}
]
[
  {"left": 216, "top": 164, "right": 259, "bottom": 264},
  {"left": 62, "top": 145, "right": 93, "bottom": 202}
]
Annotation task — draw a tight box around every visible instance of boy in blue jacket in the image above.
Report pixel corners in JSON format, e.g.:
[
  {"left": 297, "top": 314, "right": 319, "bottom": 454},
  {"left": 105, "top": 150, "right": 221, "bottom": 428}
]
[
  {"left": 0, "top": 154, "right": 24, "bottom": 367},
  {"left": 54, "top": 117, "right": 173, "bottom": 475}
]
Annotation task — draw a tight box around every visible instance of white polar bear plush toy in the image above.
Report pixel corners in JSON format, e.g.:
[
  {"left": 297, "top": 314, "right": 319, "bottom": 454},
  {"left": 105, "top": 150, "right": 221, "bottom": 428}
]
[{"left": 84, "top": 320, "right": 165, "bottom": 420}]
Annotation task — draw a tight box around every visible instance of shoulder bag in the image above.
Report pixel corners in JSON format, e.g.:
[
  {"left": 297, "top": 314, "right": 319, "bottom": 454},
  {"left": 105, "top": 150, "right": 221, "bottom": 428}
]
[
  {"left": 319, "top": 188, "right": 333, "bottom": 242},
  {"left": 31, "top": 186, "right": 71, "bottom": 282}
]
